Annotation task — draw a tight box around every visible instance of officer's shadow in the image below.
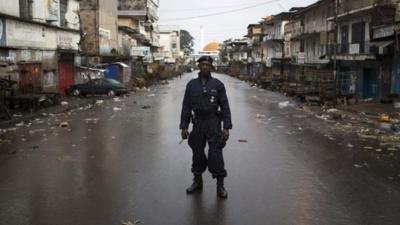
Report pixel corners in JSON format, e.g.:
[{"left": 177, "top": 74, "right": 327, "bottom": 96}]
[{"left": 188, "top": 191, "right": 227, "bottom": 225}]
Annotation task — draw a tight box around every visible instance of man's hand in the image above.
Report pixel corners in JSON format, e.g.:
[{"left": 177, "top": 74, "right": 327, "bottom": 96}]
[
  {"left": 181, "top": 129, "right": 189, "bottom": 140},
  {"left": 221, "top": 129, "right": 229, "bottom": 143}
]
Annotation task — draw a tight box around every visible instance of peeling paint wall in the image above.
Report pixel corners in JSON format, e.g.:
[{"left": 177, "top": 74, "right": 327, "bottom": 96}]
[{"left": 6, "top": 20, "right": 57, "bottom": 49}]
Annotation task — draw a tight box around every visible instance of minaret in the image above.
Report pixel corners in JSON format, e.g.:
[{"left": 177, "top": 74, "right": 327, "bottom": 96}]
[{"left": 200, "top": 25, "right": 204, "bottom": 53}]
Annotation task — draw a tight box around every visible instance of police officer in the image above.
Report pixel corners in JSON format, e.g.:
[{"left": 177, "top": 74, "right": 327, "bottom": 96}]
[{"left": 180, "top": 56, "right": 232, "bottom": 199}]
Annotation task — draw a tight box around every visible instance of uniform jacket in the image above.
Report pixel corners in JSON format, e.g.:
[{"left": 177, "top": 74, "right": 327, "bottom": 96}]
[{"left": 180, "top": 73, "right": 232, "bottom": 130}]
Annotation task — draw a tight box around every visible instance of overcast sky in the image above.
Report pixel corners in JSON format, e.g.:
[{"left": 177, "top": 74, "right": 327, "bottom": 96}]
[{"left": 159, "top": 0, "right": 318, "bottom": 52}]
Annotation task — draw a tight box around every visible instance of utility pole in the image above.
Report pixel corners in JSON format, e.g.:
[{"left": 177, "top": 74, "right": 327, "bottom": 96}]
[
  {"left": 333, "top": 0, "right": 338, "bottom": 81},
  {"left": 333, "top": 0, "right": 338, "bottom": 101}
]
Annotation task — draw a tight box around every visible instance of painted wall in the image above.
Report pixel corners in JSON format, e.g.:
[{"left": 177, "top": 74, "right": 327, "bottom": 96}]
[
  {"left": 6, "top": 19, "right": 57, "bottom": 49},
  {"left": 0, "top": 0, "right": 20, "bottom": 17},
  {"left": 159, "top": 26, "right": 180, "bottom": 62},
  {"left": 57, "top": 30, "right": 80, "bottom": 50},
  {"left": 32, "top": 0, "right": 47, "bottom": 24}
]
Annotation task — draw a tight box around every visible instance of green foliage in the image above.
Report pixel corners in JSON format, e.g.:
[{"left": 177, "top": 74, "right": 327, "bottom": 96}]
[{"left": 180, "top": 29, "right": 194, "bottom": 55}]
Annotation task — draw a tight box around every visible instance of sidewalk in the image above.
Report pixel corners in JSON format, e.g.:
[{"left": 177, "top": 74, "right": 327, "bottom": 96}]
[
  {"left": 299, "top": 99, "right": 400, "bottom": 152},
  {"left": 339, "top": 100, "right": 400, "bottom": 117},
  {"left": 0, "top": 96, "right": 94, "bottom": 129}
]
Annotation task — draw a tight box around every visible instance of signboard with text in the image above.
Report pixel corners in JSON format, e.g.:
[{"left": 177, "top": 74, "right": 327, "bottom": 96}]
[
  {"left": 131, "top": 46, "right": 150, "bottom": 57},
  {"left": 373, "top": 23, "right": 400, "bottom": 39}
]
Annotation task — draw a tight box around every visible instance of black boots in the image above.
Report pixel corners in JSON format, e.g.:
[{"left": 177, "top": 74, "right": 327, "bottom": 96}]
[
  {"left": 186, "top": 175, "right": 203, "bottom": 194},
  {"left": 186, "top": 176, "right": 228, "bottom": 199},
  {"left": 217, "top": 177, "right": 228, "bottom": 199}
]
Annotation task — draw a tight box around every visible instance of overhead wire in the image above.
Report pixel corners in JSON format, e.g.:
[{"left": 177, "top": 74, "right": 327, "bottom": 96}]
[
  {"left": 162, "top": 0, "right": 279, "bottom": 22},
  {"left": 159, "top": 0, "right": 280, "bottom": 12}
]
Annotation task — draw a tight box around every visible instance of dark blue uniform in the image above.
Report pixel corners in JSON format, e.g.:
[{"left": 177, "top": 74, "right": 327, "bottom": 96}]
[{"left": 180, "top": 73, "right": 232, "bottom": 178}]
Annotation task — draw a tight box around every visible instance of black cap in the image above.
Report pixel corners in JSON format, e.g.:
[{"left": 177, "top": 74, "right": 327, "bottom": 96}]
[{"left": 197, "top": 56, "right": 213, "bottom": 65}]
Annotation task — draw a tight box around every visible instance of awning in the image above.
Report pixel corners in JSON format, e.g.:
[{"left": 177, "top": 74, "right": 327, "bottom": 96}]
[
  {"left": 113, "top": 62, "right": 129, "bottom": 68},
  {"left": 371, "top": 40, "right": 393, "bottom": 48},
  {"left": 371, "top": 40, "right": 393, "bottom": 54},
  {"left": 76, "top": 66, "right": 107, "bottom": 73}
]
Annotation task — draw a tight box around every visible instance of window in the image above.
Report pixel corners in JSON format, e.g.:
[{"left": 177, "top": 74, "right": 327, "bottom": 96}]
[
  {"left": 60, "top": 0, "right": 67, "bottom": 27},
  {"left": 172, "top": 43, "right": 177, "bottom": 49},
  {"left": 19, "top": 0, "right": 33, "bottom": 20},
  {"left": 0, "top": 49, "right": 9, "bottom": 58}
]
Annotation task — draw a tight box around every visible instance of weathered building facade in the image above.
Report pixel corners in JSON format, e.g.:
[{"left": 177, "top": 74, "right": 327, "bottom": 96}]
[
  {"left": 333, "top": 0, "right": 398, "bottom": 99},
  {"left": 79, "top": 0, "right": 119, "bottom": 64},
  {"left": 0, "top": 0, "right": 81, "bottom": 93},
  {"left": 219, "top": 38, "right": 250, "bottom": 76},
  {"left": 219, "top": 0, "right": 400, "bottom": 102},
  {"left": 117, "top": 0, "right": 160, "bottom": 76},
  {"left": 260, "top": 13, "right": 291, "bottom": 89},
  {"left": 118, "top": 0, "right": 160, "bottom": 62},
  {"left": 247, "top": 24, "right": 263, "bottom": 77},
  {"left": 158, "top": 25, "right": 181, "bottom": 64},
  {"left": 284, "top": 0, "right": 335, "bottom": 98}
]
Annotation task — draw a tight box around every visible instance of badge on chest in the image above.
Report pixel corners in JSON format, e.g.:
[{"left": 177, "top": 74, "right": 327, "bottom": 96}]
[{"left": 210, "top": 96, "right": 215, "bottom": 103}]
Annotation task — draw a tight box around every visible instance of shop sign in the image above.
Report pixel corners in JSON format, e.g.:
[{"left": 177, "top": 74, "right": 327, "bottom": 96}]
[
  {"left": 373, "top": 23, "right": 400, "bottom": 39},
  {"left": 131, "top": 46, "right": 150, "bottom": 57}
]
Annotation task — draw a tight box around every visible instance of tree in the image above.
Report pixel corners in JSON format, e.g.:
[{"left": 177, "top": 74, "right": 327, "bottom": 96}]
[{"left": 180, "top": 29, "right": 194, "bottom": 55}]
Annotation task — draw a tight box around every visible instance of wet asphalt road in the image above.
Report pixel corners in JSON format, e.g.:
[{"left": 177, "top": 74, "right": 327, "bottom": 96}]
[{"left": 0, "top": 72, "right": 400, "bottom": 225}]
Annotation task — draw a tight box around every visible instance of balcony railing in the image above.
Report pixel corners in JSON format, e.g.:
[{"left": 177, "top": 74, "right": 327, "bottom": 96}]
[
  {"left": 118, "top": 10, "right": 146, "bottom": 17},
  {"left": 338, "top": 0, "right": 375, "bottom": 14},
  {"left": 263, "top": 34, "right": 284, "bottom": 42},
  {"left": 333, "top": 42, "right": 373, "bottom": 55}
]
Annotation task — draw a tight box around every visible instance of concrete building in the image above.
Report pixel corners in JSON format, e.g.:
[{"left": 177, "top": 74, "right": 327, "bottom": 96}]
[
  {"left": 0, "top": 0, "right": 81, "bottom": 93},
  {"left": 117, "top": 0, "right": 160, "bottom": 77},
  {"left": 79, "top": 0, "right": 119, "bottom": 64},
  {"left": 158, "top": 25, "right": 181, "bottom": 63},
  {"left": 260, "top": 12, "right": 292, "bottom": 88},
  {"left": 331, "top": 0, "right": 398, "bottom": 99},
  {"left": 118, "top": 0, "right": 160, "bottom": 63},
  {"left": 282, "top": 1, "right": 335, "bottom": 97},
  {"left": 219, "top": 38, "right": 250, "bottom": 76},
  {"left": 247, "top": 24, "right": 263, "bottom": 77}
]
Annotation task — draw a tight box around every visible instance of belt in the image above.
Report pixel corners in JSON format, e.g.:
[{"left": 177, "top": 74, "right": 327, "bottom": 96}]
[{"left": 194, "top": 113, "right": 219, "bottom": 120}]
